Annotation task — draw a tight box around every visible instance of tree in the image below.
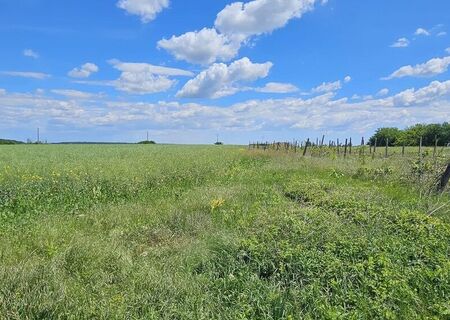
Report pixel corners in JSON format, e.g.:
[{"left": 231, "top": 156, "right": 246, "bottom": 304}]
[
  {"left": 368, "top": 123, "right": 450, "bottom": 146},
  {"left": 368, "top": 127, "right": 401, "bottom": 146}
]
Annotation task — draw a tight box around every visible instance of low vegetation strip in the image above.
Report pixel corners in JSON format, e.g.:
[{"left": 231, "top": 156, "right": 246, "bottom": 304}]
[
  {"left": 0, "top": 139, "right": 23, "bottom": 145},
  {"left": 0, "top": 145, "right": 449, "bottom": 319}
]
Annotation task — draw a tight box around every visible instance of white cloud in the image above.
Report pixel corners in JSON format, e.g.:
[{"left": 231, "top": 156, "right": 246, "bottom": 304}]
[
  {"left": 390, "top": 37, "right": 410, "bottom": 48},
  {"left": 377, "top": 88, "right": 389, "bottom": 96},
  {"left": 0, "top": 81, "right": 450, "bottom": 142},
  {"left": 415, "top": 28, "right": 430, "bottom": 36},
  {"left": 177, "top": 57, "right": 272, "bottom": 99},
  {"left": 0, "top": 89, "right": 6, "bottom": 95},
  {"left": 392, "top": 80, "right": 450, "bottom": 106},
  {"left": 215, "top": 0, "right": 319, "bottom": 38},
  {"left": 68, "top": 63, "right": 99, "bottom": 78},
  {"left": 77, "top": 73, "right": 174, "bottom": 96},
  {"left": 110, "top": 60, "right": 192, "bottom": 94},
  {"left": 255, "top": 82, "right": 298, "bottom": 93},
  {"left": 437, "top": 31, "right": 447, "bottom": 37},
  {"left": 117, "top": 0, "right": 169, "bottom": 23},
  {"left": 159, "top": 0, "right": 325, "bottom": 65},
  {"left": 0, "top": 71, "right": 50, "bottom": 79},
  {"left": 109, "top": 59, "right": 193, "bottom": 77},
  {"left": 312, "top": 80, "right": 342, "bottom": 93},
  {"left": 51, "top": 89, "right": 101, "bottom": 99},
  {"left": 113, "top": 72, "right": 174, "bottom": 95},
  {"left": 383, "top": 56, "right": 450, "bottom": 80},
  {"left": 23, "top": 49, "right": 39, "bottom": 59},
  {"left": 1, "top": 80, "right": 450, "bottom": 138},
  {"left": 158, "top": 28, "right": 240, "bottom": 65},
  {"left": 77, "top": 60, "right": 193, "bottom": 95},
  {"left": 446, "top": 48, "right": 450, "bottom": 54},
  {"left": 77, "top": 77, "right": 175, "bottom": 96},
  {"left": 308, "top": 76, "right": 351, "bottom": 95}
]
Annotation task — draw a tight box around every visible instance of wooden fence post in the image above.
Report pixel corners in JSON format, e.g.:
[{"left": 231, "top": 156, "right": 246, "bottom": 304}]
[
  {"left": 349, "top": 138, "right": 352, "bottom": 155},
  {"left": 360, "top": 137, "right": 365, "bottom": 156},
  {"left": 373, "top": 138, "right": 377, "bottom": 159},
  {"left": 418, "top": 136, "right": 423, "bottom": 180},
  {"left": 385, "top": 138, "right": 389, "bottom": 158},
  {"left": 438, "top": 163, "right": 450, "bottom": 193},
  {"left": 303, "top": 138, "right": 310, "bottom": 157},
  {"left": 434, "top": 135, "right": 438, "bottom": 159},
  {"left": 344, "top": 139, "right": 348, "bottom": 158},
  {"left": 419, "top": 136, "right": 423, "bottom": 156}
]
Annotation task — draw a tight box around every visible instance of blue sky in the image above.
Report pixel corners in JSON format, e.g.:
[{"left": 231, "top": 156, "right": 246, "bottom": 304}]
[{"left": 0, "top": 0, "right": 449, "bottom": 143}]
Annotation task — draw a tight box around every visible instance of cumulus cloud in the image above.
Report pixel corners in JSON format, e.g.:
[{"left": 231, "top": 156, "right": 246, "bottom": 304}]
[
  {"left": 1, "top": 80, "right": 449, "bottom": 138},
  {"left": 415, "top": 28, "right": 430, "bottom": 36},
  {"left": 255, "top": 82, "right": 298, "bottom": 93},
  {"left": 0, "top": 71, "right": 50, "bottom": 79},
  {"left": 110, "top": 60, "right": 193, "bottom": 94},
  {"left": 23, "top": 49, "right": 39, "bottom": 59},
  {"left": 109, "top": 59, "right": 193, "bottom": 77},
  {"left": 158, "top": 28, "right": 240, "bottom": 65},
  {"left": 113, "top": 72, "right": 174, "bottom": 95},
  {"left": 307, "top": 75, "right": 351, "bottom": 95},
  {"left": 437, "top": 31, "right": 447, "bottom": 37},
  {"left": 312, "top": 80, "right": 342, "bottom": 93},
  {"left": 446, "top": 48, "right": 450, "bottom": 54},
  {"left": 77, "top": 60, "right": 193, "bottom": 95},
  {"left": 177, "top": 57, "right": 272, "bottom": 99},
  {"left": 117, "top": 0, "right": 169, "bottom": 23},
  {"left": 0, "top": 88, "right": 6, "bottom": 95},
  {"left": 390, "top": 37, "right": 410, "bottom": 48},
  {"left": 68, "top": 63, "right": 99, "bottom": 78},
  {"left": 383, "top": 56, "right": 450, "bottom": 80},
  {"left": 391, "top": 80, "right": 450, "bottom": 106},
  {"left": 215, "top": 0, "right": 318, "bottom": 38},
  {"left": 51, "top": 89, "right": 102, "bottom": 99},
  {"left": 159, "top": 0, "right": 326, "bottom": 64},
  {"left": 377, "top": 88, "right": 390, "bottom": 96}
]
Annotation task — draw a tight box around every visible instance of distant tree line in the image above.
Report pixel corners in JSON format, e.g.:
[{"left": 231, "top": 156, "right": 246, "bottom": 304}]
[
  {"left": 0, "top": 139, "right": 24, "bottom": 145},
  {"left": 369, "top": 123, "right": 450, "bottom": 146}
]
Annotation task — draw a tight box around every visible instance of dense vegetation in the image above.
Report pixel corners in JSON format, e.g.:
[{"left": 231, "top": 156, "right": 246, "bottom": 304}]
[
  {"left": 369, "top": 123, "right": 450, "bottom": 146},
  {"left": 0, "top": 145, "right": 449, "bottom": 319},
  {"left": 0, "top": 139, "right": 23, "bottom": 145}
]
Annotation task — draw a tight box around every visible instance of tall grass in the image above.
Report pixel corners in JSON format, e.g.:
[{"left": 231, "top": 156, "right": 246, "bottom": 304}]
[{"left": 0, "top": 145, "right": 449, "bottom": 319}]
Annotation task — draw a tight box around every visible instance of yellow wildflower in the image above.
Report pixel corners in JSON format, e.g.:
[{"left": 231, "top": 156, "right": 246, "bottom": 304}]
[{"left": 210, "top": 198, "right": 225, "bottom": 211}]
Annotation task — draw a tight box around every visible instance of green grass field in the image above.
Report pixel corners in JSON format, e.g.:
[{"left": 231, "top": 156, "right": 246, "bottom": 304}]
[{"left": 1, "top": 145, "right": 449, "bottom": 319}]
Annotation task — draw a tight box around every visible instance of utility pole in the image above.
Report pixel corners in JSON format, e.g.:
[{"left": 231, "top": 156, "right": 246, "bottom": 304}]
[{"left": 37, "top": 128, "right": 40, "bottom": 144}]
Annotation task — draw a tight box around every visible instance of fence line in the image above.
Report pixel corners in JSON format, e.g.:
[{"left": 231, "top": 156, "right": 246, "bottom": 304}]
[{"left": 248, "top": 136, "right": 449, "bottom": 160}]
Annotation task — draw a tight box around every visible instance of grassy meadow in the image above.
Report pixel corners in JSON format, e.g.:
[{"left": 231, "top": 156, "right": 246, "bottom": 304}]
[{"left": 0, "top": 144, "right": 449, "bottom": 319}]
